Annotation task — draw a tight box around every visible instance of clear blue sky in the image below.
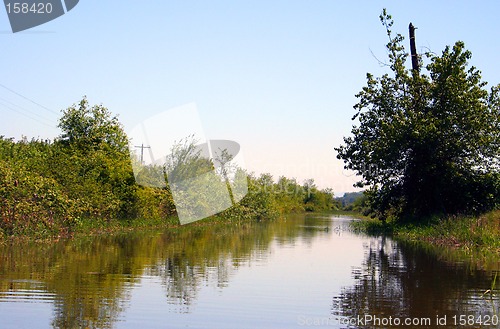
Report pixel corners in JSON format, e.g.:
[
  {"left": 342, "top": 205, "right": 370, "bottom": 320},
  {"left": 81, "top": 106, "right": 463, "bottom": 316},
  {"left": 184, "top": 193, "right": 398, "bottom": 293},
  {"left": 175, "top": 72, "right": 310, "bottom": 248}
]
[{"left": 1, "top": 1, "right": 499, "bottom": 195}]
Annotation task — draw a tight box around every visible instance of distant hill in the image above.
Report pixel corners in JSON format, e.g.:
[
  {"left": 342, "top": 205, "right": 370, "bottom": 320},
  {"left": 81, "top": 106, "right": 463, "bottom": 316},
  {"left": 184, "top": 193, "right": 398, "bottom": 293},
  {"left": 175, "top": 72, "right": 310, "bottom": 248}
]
[{"left": 335, "top": 191, "right": 364, "bottom": 208}]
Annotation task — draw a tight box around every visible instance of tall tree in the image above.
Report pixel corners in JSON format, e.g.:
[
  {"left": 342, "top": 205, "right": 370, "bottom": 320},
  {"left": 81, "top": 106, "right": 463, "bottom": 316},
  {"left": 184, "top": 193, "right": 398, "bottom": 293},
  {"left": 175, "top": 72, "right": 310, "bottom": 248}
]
[
  {"left": 56, "top": 97, "right": 136, "bottom": 219},
  {"left": 58, "top": 97, "right": 129, "bottom": 153},
  {"left": 336, "top": 10, "right": 500, "bottom": 221}
]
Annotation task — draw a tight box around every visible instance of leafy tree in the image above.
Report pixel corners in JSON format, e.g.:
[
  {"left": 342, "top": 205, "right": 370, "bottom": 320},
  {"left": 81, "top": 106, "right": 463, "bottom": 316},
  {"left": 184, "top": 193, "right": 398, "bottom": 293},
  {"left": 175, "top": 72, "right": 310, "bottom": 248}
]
[
  {"left": 241, "top": 173, "right": 280, "bottom": 220},
  {"left": 56, "top": 98, "right": 137, "bottom": 220},
  {"left": 274, "top": 176, "right": 306, "bottom": 213},
  {"left": 336, "top": 10, "right": 500, "bottom": 221},
  {"left": 164, "top": 136, "right": 213, "bottom": 186},
  {"left": 336, "top": 192, "right": 364, "bottom": 208},
  {"left": 58, "top": 97, "right": 129, "bottom": 153},
  {"left": 302, "top": 179, "right": 338, "bottom": 212},
  {"left": 213, "top": 147, "right": 237, "bottom": 205}
]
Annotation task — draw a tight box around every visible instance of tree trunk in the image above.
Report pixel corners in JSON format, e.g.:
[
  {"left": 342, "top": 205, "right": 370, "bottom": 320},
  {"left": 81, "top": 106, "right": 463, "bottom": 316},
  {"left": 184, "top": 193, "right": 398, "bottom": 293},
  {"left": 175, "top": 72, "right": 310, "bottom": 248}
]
[{"left": 409, "top": 23, "right": 419, "bottom": 74}]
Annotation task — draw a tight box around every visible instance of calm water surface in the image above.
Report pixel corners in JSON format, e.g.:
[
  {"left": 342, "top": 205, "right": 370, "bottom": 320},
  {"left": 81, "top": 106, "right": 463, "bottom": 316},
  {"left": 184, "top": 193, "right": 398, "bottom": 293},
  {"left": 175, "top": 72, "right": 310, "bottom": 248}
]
[{"left": 0, "top": 214, "right": 498, "bottom": 328}]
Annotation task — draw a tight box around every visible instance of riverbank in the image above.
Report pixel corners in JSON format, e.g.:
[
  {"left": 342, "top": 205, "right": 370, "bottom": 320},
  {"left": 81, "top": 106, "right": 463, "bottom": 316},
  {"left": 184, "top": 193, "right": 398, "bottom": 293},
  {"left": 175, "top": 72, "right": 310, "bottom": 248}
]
[
  {"left": 0, "top": 202, "right": 340, "bottom": 244},
  {"left": 0, "top": 213, "right": 262, "bottom": 244},
  {"left": 351, "top": 209, "right": 500, "bottom": 257},
  {"left": 0, "top": 100, "right": 341, "bottom": 243}
]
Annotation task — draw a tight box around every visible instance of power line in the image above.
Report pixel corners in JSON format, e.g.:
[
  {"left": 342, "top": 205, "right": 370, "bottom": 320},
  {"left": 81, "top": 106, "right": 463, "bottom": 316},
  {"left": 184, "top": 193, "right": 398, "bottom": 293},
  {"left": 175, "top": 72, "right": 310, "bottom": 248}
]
[
  {"left": 0, "top": 96, "right": 55, "bottom": 123},
  {"left": 0, "top": 83, "right": 58, "bottom": 115},
  {"left": 0, "top": 102, "right": 55, "bottom": 127}
]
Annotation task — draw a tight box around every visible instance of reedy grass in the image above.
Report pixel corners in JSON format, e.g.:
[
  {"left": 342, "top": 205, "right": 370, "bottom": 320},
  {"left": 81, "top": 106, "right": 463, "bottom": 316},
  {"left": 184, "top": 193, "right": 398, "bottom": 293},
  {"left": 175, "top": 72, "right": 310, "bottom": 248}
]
[{"left": 352, "top": 210, "right": 500, "bottom": 255}]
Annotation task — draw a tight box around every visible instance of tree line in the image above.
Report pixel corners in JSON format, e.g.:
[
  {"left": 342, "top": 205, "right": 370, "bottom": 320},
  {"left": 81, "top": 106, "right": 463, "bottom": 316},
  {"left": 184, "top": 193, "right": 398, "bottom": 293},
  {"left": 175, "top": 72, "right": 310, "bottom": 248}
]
[
  {"left": 336, "top": 10, "right": 499, "bottom": 222},
  {"left": 0, "top": 97, "right": 339, "bottom": 238}
]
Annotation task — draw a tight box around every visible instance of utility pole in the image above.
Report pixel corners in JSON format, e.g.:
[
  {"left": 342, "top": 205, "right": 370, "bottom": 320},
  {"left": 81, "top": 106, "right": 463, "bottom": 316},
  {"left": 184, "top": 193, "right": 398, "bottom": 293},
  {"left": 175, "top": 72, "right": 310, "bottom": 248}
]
[
  {"left": 135, "top": 143, "right": 151, "bottom": 164},
  {"left": 409, "top": 23, "right": 419, "bottom": 74}
]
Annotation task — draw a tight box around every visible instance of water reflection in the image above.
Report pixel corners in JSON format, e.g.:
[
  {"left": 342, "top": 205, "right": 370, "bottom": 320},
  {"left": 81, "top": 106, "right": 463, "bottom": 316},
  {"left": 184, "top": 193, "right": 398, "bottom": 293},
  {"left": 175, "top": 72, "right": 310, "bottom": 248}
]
[
  {"left": 0, "top": 215, "right": 330, "bottom": 328},
  {"left": 332, "top": 236, "right": 500, "bottom": 329},
  {"left": 0, "top": 215, "right": 498, "bottom": 329}
]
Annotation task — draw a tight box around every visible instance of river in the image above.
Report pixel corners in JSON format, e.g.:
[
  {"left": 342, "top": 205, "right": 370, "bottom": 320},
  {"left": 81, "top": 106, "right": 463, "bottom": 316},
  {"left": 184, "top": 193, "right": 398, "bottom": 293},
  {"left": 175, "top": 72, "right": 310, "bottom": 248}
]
[{"left": 0, "top": 214, "right": 498, "bottom": 328}]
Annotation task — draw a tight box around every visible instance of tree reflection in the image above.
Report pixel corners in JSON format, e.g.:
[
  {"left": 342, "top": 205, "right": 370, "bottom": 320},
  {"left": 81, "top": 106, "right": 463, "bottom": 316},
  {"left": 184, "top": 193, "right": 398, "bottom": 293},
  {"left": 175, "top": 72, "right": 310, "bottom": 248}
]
[
  {"left": 0, "top": 215, "right": 327, "bottom": 328},
  {"left": 332, "top": 237, "right": 499, "bottom": 328}
]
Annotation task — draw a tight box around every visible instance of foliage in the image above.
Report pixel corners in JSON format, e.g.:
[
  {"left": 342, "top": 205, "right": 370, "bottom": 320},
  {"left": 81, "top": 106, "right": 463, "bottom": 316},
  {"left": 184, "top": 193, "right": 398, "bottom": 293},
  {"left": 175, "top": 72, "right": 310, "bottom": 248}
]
[
  {"left": 57, "top": 98, "right": 138, "bottom": 218},
  {"left": 353, "top": 209, "right": 500, "bottom": 256},
  {"left": 338, "top": 191, "right": 371, "bottom": 215},
  {"left": 0, "top": 142, "right": 76, "bottom": 237},
  {"left": 302, "top": 179, "right": 338, "bottom": 212},
  {"left": 395, "top": 210, "right": 500, "bottom": 253},
  {"left": 58, "top": 97, "right": 129, "bottom": 153},
  {"left": 134, "top": 186, "right": 175, "bottom": 221},
  {"left": 336, "top": 191, "right": 364, "bottom": 208},
  {"left": 336, "top": 10, "right": 500, "bottom": 221},
  {"left": 0, "top": 98, "right": 143, "bottom": 237},
  {"left": 0, "top": 98, "right": 337, "bottom": 238},
  {"left": 232, "top": 174, "right": 339, "bottom": 218},
  {"left": 164, "top": 136, "right": 213, "bottom": 185}
]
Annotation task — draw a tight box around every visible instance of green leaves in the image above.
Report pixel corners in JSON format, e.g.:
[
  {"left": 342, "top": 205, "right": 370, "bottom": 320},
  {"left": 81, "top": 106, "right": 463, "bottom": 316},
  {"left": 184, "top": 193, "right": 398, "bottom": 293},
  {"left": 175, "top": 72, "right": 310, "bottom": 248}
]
[
  {"left": 57, "top": 97, "right": 129, "bottom": 154},
  {"left": 336, "top": 10, "right": 500, "bottom": 221}
]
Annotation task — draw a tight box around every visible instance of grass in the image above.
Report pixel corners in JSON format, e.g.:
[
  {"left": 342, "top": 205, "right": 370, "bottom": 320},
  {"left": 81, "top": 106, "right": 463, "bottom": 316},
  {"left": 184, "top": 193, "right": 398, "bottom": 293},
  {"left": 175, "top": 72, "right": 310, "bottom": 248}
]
[
  {"left": 0, "top": 210, "right": 273, "bottom": 245},
  {"left": 482, "top": 272, "right": 498, "bottom": 299},
  {"left": 352, "top": 209, "right": 500, "bottom": 255},
  {"left": 0, "top": 217, "right": 172, "bottom": 244},
  {"left": 396, "top": 210, "right": 500, "bottom": 253}
]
